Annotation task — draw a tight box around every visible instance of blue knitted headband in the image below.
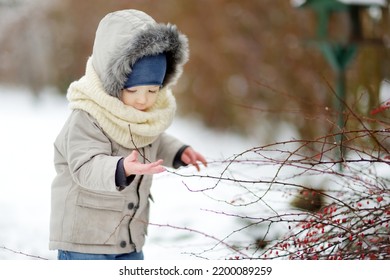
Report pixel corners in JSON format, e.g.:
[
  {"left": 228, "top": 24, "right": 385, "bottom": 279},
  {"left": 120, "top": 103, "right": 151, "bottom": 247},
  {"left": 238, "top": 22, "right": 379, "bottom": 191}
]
[{"left": 124, "top": 53, "right": 167, "bottom": 89}]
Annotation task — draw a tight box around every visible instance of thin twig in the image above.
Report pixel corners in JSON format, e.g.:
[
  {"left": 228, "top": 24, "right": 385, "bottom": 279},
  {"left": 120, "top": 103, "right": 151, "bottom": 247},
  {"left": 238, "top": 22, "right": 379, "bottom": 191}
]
[{"left": 0, "top": 245, "right": 49, "bottom": 260}]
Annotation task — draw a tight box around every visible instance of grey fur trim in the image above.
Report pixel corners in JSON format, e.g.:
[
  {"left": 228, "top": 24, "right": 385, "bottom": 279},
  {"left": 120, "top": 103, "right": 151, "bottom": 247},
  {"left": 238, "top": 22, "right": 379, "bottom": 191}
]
[{"left": 104, "top": 23, "right": 189, "bottom": 98}]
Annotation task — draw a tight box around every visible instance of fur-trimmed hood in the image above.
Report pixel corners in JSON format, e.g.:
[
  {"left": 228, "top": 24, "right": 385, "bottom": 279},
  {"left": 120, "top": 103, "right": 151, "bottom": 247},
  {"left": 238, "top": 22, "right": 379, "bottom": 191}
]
[{"left": 91, "top": 9, "right": 189, "bottom": 98}]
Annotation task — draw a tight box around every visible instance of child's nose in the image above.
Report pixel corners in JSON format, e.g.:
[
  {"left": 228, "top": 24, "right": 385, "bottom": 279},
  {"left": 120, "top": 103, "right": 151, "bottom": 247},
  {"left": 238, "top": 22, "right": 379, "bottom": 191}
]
[{"left": 136, "top": 92, "right": 147, "bottom": 104}]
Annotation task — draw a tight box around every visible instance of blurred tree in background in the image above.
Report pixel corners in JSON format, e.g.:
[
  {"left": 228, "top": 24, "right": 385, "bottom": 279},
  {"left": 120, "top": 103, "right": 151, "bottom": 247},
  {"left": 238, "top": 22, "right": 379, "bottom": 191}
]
[{"left": 0, "top": 0, "right": 389, "bottom": 143}]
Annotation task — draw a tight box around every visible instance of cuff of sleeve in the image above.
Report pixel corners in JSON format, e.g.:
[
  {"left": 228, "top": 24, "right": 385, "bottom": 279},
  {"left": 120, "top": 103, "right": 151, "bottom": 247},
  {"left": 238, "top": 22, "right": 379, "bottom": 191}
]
[
  {"left": 173, "top": 145, "right": 190, "bottom": 169},
  {"left": 115, "top": 158, "right": 136, "bottom": 190}
]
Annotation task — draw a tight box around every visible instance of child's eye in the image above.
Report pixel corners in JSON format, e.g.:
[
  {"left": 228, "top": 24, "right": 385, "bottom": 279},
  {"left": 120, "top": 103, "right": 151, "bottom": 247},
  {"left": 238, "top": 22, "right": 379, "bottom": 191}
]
[
  {"left": 125, "top": 89, "right": 137, "bottom": 93},
  {"left": 149, "top": 90, "right": 158, "bottom": 93}
]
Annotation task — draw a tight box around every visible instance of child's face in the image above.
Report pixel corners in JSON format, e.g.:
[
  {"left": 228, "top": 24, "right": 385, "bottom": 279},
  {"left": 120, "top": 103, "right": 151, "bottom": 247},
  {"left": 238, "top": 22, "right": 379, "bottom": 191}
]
[{"left": 121, "top": 85, "right": 160, "bottom": 111}]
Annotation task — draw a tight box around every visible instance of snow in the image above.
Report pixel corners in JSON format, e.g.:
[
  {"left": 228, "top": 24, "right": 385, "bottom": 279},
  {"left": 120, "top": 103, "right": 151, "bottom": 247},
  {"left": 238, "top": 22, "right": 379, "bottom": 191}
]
[
  {"left": 380, "top": 79, "right": 390, "bottom": 103},
  {"left": 0, "top": 85, "right": 260, "bottom": 260},
  {"left": 0, "top": 86, "right": 67, "bottom": 260}
]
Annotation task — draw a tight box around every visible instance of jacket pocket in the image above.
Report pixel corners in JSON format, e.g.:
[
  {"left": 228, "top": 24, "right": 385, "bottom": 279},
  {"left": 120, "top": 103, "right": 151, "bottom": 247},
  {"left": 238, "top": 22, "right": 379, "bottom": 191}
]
[{"left": 71, "top": 190, "right": 125, "bottom": 245}]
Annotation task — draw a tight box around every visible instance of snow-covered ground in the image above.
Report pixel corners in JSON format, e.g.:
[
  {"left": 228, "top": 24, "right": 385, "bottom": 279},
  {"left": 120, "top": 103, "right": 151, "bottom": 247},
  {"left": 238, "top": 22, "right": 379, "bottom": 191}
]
[{"left": 0, "top": 85, "right": 261, "bottom": 260}]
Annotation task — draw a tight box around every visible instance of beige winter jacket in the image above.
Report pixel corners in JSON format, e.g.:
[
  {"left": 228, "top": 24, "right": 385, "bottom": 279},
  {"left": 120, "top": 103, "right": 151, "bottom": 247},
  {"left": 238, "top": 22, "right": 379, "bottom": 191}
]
[
  {"left": 49, "top": 9, "right": 189, "bottom": 254},
  {"left": 49, "top": 110, "right": 184, "bottom": 254}
]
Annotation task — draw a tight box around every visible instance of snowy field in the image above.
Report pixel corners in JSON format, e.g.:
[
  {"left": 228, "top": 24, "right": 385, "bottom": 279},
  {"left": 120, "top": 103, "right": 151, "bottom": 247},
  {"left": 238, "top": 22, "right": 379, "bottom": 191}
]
[{"left": 0, "top": 85, "right": 260, "bottom": 260}]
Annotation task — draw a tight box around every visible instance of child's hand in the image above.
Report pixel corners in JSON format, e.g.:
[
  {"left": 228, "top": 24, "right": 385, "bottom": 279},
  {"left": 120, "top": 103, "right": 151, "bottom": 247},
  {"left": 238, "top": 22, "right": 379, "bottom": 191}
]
[
  {"left": 181, "top": 147, "right": 207, "bottom": 172},
  {"left": 123, "top": 150, "right": 165, "bottom": 176}
]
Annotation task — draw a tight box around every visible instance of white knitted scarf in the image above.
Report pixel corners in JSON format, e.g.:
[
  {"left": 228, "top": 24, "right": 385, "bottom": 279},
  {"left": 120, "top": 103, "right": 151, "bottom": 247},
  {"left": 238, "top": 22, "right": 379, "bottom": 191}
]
[{"left": 67, "top": 57, "right": 176, "bottom": 149}]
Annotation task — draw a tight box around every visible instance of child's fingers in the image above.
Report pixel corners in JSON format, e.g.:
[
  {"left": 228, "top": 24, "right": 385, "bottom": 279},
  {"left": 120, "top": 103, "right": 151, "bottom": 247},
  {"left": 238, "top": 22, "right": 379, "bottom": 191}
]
[
  {"left": 144, "top": 160, "right": 165, "bottom": 174},
  {"left": 182, "top": 152, "right": 200, "bottom": 171},
  {"left": 181, "top": 153, "right": 190, "bottom": 165},
  {"left": 197, "top": 153, "right": 208, "bottom": 167}
]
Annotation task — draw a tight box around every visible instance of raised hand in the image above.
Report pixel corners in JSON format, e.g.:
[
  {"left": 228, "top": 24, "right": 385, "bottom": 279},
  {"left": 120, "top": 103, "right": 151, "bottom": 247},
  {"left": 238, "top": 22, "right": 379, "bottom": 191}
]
[
  {"left": 180, "top": 147, "right": 207, "bottom": 172},
  {"left": 123, "top": 150, "right": 165, "bottom": 176}
]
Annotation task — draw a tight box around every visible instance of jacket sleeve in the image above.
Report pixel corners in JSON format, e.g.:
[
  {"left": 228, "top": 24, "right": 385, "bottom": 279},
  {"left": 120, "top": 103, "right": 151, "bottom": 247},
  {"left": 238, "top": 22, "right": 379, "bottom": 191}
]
[
  {"left": 63, "top": 110, "right": 121, "bottom": 192},
  {"left": 115, "top": 158, "right": 136, "bottom": 188},
  {"left": 156, "top": 132, "right": 188, "bottom": 169},
  {"left": 172, "top": 145, "right": 189, "bottom": 168}
]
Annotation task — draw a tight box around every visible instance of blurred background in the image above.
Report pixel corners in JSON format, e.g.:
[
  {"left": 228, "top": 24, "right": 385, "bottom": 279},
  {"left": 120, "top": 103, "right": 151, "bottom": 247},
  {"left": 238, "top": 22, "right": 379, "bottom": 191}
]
[{"left": 1, "top": 0, "right": 389, "bottom": 143}]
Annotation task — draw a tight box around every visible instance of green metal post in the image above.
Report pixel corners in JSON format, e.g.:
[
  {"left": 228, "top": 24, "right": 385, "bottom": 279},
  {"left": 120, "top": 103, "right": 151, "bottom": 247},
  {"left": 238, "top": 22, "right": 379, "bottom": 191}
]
[
  {"left": 334, "top": 69, "right": 346, "bottom": 162},
  {"left": 319, "top": 43, "right": 357, "bottom": 169}
]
